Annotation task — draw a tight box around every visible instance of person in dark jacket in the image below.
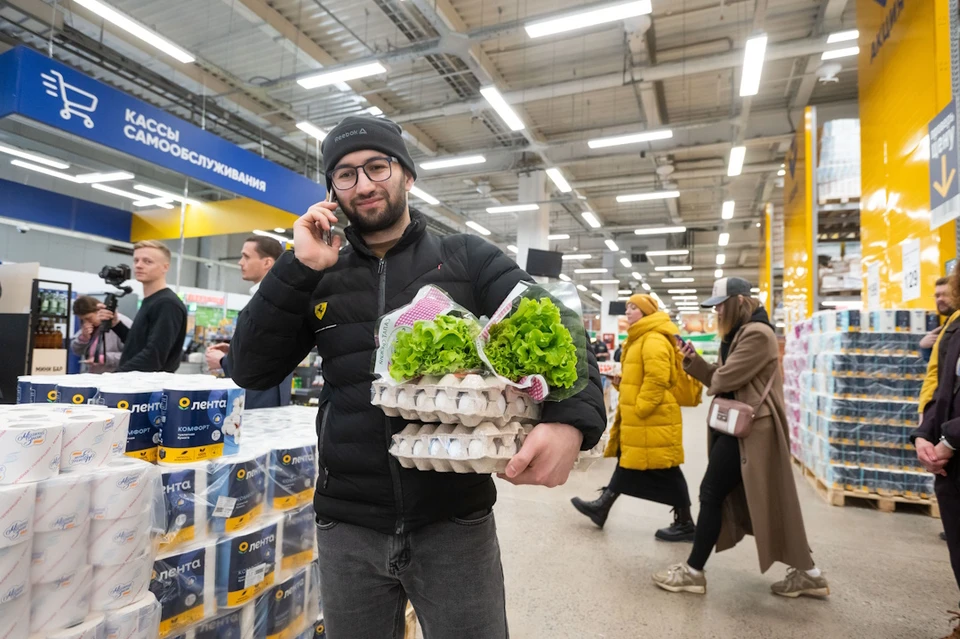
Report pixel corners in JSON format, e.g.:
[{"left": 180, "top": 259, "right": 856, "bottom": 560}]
[{"left": 228, "top": 115, "right": 606, "bottom": 638}]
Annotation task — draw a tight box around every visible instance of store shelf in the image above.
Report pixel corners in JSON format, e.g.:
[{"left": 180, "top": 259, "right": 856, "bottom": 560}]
[{"left": 37, "top": 313, "right": 69, "bottom": 320}]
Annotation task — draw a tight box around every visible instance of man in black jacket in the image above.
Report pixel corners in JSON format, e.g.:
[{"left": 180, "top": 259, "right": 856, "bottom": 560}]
[{"left": 229, "top": 115, "right": 605, "bottom": 638}]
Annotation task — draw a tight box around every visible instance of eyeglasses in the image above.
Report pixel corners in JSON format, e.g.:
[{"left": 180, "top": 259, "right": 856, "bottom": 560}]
[{"left": 328, "top": 156, "right": 397, "bottom": 190}]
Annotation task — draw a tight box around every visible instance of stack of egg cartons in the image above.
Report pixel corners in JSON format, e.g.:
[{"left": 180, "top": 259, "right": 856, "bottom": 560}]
[{"left": 0, "top": 403, "right": 163, "bottom": 639}]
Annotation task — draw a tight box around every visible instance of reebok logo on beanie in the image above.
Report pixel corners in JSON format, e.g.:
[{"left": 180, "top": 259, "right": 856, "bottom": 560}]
[{"left": 333, "top": 128, "right": 368, "bottom": 144}]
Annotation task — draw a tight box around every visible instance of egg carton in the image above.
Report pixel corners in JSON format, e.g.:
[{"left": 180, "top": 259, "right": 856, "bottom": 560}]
[
  {"left": 573, "top": 434, "right": 608, "bottom": 471},
  {"left": 371, "top": 374, "right": 540, "bottom": 427},
  {"left": 389, "top": 422, "right": 527, "bottom": 474}
]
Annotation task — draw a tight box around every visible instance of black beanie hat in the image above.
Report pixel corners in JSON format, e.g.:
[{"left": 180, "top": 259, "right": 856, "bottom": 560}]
[{"left": 320, "top": 116, "right": 417, "bottom": 190}]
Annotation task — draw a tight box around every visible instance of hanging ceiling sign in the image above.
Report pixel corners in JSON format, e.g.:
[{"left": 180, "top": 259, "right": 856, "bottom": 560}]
[{"left": 0, "top": 46, "right": 325, "bottom": 215}]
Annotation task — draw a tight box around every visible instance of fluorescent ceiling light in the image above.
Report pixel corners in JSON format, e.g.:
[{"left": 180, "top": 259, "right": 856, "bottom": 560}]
[
  {"left": 721, "top": 200, "right": 735, "bottom": 220},
  {"left": 620, "top": 257, "right": 632, "bottom": 268},
  {"left": 672, "top": 296, "right": 698, "bottom": 301},
  {"left": 821, "top": 46, "right": 859, "bottom": 60},
  {"left": 727, "top": 146, "right": 746, "bottom": 177},
  {"left": 559, "top": 273, "right": 572, "bottom": 282},
  {"left": 618, "top": 289, "right": 633, "bottom": 295},
  {"left": 661, "top": 277, "right": 695, "bottom": 283},
  {"left": 588, "top": 128, "right": 673, "bottom": 149},
  {"left": 718, "top": 233, "right": 730, "bottom": 247},
  {"left": 548, "top": 233, "right": 570, "bottom": 240},
  {"left": 562, "top": 254, "right": 592, "bottom": 260},
  {"left": 739, "top": 34, "right": 768, "bottom": 97},
  {"left": 575, "top": 268, "right": 608, "bottom": 274},
  {"left": 507, "top": 245, "right": 518, "bottom": 254},
  {"left": 11, "top": 159, "right": 81, "bottom": 182},
  {"left": 667, "top": 289, "right": 697, "bottom": 295},
  {"left": 132, "top": 199, "right": 174, "bottom": 209},
  {"left": 132, "top": 184, "right": 201, "bottom": 206},
  {"left": 641, "top": 283, "right": 651, "bottom": 291},
  {"left": 604, "top": 239, "right": 619, "bottom": 252},
  {"left": 617, "top": 297, "right": 632, "bottom": 302},
  {"left": 298, "top": 61, "right": 387, "bottom": 89},
  {"left": 777, "top": 169, "right": 786, "bottom": 176},
  {"left": 655, "top": 265, "right": 693, "bottom": 272},
  {"left": 0, "top": 143, "right": 69, "bottom": 169},
  {"left": 274, "top": 227, "right": 286, "bottom": 233},
  {"left": 715, "top": 269, "right": 724, "bottom": 278},
  {"left": 616, "top": 190, "right": 680, "bottom": 203},
  {"left": 480, "top": 86, "right": 525, "bottom": 131},
  {"left": 545, "top": 168, "right": 572, "bottom": 193},
  {"left": 465, "top": 221, "right": 491, "bottom": 236},
  {"left": 635, "top": 225, "right": 685, "bottom": 236},
  {"left": 646, "top": 249, "right": 689, "bottom": 257},
  {"left": 716, "top": 254, "right": 726, "bottom": 265},
  {"left": 253, "top": 229, "right": 291, "bottom": 245},
  {"left": 296, "top": 121, "right": 327, "bottom": 141},
  {"left": 591, "top": 293, "right": 603, "bottom": 302},
  {"left": 632, "top": 272, "right": 642, "bottom": 281},
  {"left": 827, "top": 29, "right": 859, "bottom": 44},
  {"left": 409, "top": 186, "right": 440, "bottom": 206},
  {"left": 680, "top": 310, "right": 702, "bottom": 316},
  {"left": 577, "top": 284, "right": 588, "bottom": 292},
  {"left": 91, "top": 183, "right": 143, "bottom": 199},
  {"left": 420, "top": 155, "right": 486, "bottom": 171},
  {"left": 590, "top": 279, "right": 621, "bottom": 285},
  {"left": 487, "top": 203, "right": 540, "bottom": 213},
  {"left": 525, "top": 0, "right": 652, "bottom": 39},
  {"left": 366, "top": 106, "right": 384, "bottom": 116},
  {"left": 75, "top": 171, "right": 134, "bottom": 183},
  {"left": 582, "top": 211, "right": 602, "bottom": 228},
  {"left": 751, "top": 287, "right": 761, "bottom": 293},
  {"left": 73, "top": 0, "right": 195, "bottom": 63}
]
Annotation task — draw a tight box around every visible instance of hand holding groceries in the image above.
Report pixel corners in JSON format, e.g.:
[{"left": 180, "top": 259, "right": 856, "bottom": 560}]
[
  {"left": 294, "top": 201, "right": 342, "bottom": 272},
  {"left": 499, "top": 422, "right": 583, "bottom": 488}
]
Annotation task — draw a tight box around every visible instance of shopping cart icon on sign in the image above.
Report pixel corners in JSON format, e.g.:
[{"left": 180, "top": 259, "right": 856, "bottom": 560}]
[{"left": 40, "top": 70, "right": 98, "bottom": 129}]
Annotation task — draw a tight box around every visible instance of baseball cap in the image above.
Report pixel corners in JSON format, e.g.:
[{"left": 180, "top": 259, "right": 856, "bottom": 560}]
[{"left": 702, "top": 277, "right": 752, "bottom": 308}]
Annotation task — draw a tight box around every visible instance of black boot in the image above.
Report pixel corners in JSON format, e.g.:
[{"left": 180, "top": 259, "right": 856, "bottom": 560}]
[
  {"left": 655, "top": 506, "right": 696, "bottom": 542},
  {"left": 571, "top": 487, "right": 619, "bottom": 529}
]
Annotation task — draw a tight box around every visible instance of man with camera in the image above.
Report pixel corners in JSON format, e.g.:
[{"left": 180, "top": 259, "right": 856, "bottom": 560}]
[
  {"left": 71, "top": 295, "right": 132, "bottom": 373},
  {"left": 98, "top": 240, "right": 187, "bottom": 372}
]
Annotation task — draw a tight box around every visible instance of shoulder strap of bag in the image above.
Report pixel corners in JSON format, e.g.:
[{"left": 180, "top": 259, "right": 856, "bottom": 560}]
[{"left": 753, "top": 364, "right": 777, "bottom": 411}]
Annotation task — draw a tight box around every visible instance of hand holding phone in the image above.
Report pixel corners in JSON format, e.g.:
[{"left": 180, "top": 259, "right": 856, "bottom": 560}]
[
  {"left": 675, "top": 334, "right": 696, "bottom": 358},
  {"left": 293, "top": 195, "right": 342, "bottom": 271}
]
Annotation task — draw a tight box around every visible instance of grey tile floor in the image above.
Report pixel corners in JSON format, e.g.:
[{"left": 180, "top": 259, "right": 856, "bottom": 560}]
[{"left": 493, "top": 402, "right": 957, "bottom": 639}]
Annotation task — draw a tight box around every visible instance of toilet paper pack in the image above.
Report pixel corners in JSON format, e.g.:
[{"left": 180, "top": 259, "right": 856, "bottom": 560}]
[
  {"left": 267, "top": 442, "right": 316, "bottom": 512},
  {"left": 254, "top": 568, "right": 308, "bottom": 639},
  {"left": 0, "top": 420, "right": 64, "bottom": 485},
  {"left": 158, "top": 382, "right": 245, "bottom": 464},
  {"left": 159, "top": 463, "right": 209, "bottom": 551},
  {"left": 0, "top": 594, "right": 30, "bottom": 639},
  {"left": 90, "top": 510, "right": 153, "bottom": 566},
  {"left": 0, "top": 483, "right": 35, "bottom": 548},
  {"left": 60, "top": 413, "right": 116, "bottom": 472},
  {"left": 215, "top": 517, "right": 280, "bottom": 609},
  {"left": 47, "top": 613, "right": 105, "bottom": 639},
  {"left": 90, "top": 460, "right": 161, "bottom": 521},
  {"left": 31, "top": 522, "right": 89, "bottom": 584},
  {"left": 0, "top": 540, "right": 31, "bottom": 603},
  {"left": 279, "top": 505, "right": 316, "bottom": 575},
  {"left": 34, "top": 473, "right": 91, "bottom": 532},
  {"left": 30, "top": 564, "right": 93, "bottom": 633},
  {"left": 105, "top": 591, "right": 161, "bottom": 639},
  {"left": 96, "top": 386, "right": 163, "bottom": 463},
  {"left": 180, "top": 605, "right": 257, "bottom": 639},
  {"left": 208, "top": 452, "right": 267, "bottom": 535},
  {"left": 55, "top": 380, "right": 101, "bottom": 407},
  {"left": 92, "top": 552, "right": 153, "bottom": 611},
  {"left": 150, "top": 541, "right": 217, "bottom": 638}
]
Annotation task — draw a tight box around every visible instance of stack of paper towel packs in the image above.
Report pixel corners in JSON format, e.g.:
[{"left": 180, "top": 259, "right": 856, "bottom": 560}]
[{"left": 10, "top": 375, "right": 327, "bottom": 639}]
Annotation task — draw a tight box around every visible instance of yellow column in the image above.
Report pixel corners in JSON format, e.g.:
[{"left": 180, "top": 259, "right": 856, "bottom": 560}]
[
  {"left": 759, "top": 202, "right": 774, "bottom": 309},
  {"left": 782, "top": 108, "right": 816, "bottom": 330}
]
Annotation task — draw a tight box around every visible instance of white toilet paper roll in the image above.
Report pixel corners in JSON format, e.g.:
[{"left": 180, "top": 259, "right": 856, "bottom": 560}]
[
  {"left": 90, "top": 510, "right": 152, "bottom": 566},
  {"left": 0, "top": 540, "right": 30, "bottom": 604},
  {"left": 153, "top": 540, "right": 217, "bottom": 637},
  {"left": 60, "top": 414, "right": 116, "bottom": 473},
  {"left": 30, "top": 565, "right": 92, "bottom": 633},
  {"left": 47, "top": 613, "right": 106, "bottom": 639},
  {"left": 92, "top": 552, "right": 152, "bottom": 611},
  {"left": 0, "top": 594, "right": 30, "bottom": 639},
  {"left": 34, "top": 473, "right": 91, "bottom": 532},
  {"left": 31, "top": 521, "right": 89, "bottom": 585},
  {"left": 109, "top": 410, "right": 131, "bottom": 460},
  {"left": 0, "top": 421, "right": 63, "bottom": 485},
  {"left": 104, "top": 592, "right": 160, "bottom": 639},
  {"left": 90, "top": 460, "right": 158, "bottom": 521},
  {"left": 159, "top": 462, "right": 209, "bottom": 551},
  {"left": 0, "top": 483, "right": 35, "bottom": 548}
]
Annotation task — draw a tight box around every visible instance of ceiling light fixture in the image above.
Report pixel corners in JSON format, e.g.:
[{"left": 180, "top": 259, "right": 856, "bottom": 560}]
[
  {"left": 366, "top": 106, "right": 384, "bottom": 116},
  {"left": 680, "top": 310, "right": 702, "bottom": 316},
  {"left": 641, "top": 283, "right": 651, "bottom": 291},
  {"left": 604, "top": 239, "right": 619, "bottom": 252},
  {"left": 632, "top": 272, "right": 642, "bottom": 281},
  {"left": 409, "top": 186, "right": 440, "bottom": 206},
  {"left": 718, "top": 233, "right": 730, "bottom": 247},
  {"left": 634, "top": 225, "right": 686, "bottom": 236},
  {"left": 739, "top": 34, "right": 768, "bottom": 96},
  {"left": 298, "top": 61, "right": 387, "bottom": 89},
  {"left": 479, "top": 86, "right": 525, "bottom": 131},
  {"left": 721, "top": 200, "right": 735, "bottom": 220},
  {"left": 620, "top": 257, "right": 632, "bottom": 268},
  {"left": 75, "top": 171, "right": 135, "bottom": 183},
  {"left": 559, "top": 273, "right": 572, "bottom": 282},
  {"left": 716, "top": 254, "right": 726, "bottom": 265},
  {"left": 827, "top": 29, "right": 859, "bottom": 44},
  {"left": 821, "top": 46, "right": 859, "bottom": 60},
  {"left": 0, "top": 143, "right": 70, "bottom": 169},
  {"left": 581, "top": 210, "right": 602, "bottom": 228},
  {"left": 616, "top": 190, "right": 680, "bottom": 203},
  {"left": 727, "top": 146, "right": 746, "bottom": 177},
  {"left": 253, "top": 229, "right": 292, "bottom": 245},
  {"left": 777, "top": 169, "right": 786, "bottom": 176},
  {"left": 618, "top": 289, "right": 633, "bottom": 295},
  {"left": 672, "top": 296, "right": 698, "bottom": 301},
  {"left": 132, "top": 184, "right": 201, "bottom": 206},
  {"left": 465, "top": 221, "right": 491, "bottom": 236},
  {"left": 507, "top": 245, "right": 518, "bottom": 254},
  {"left": 562, "top": 254, "right": 592, "bottom": 260},
  {"left": 273, "top": 227, "right": 286, "bottom": 234},
  {"left": 548, "top": 233, "right": 570, "bottom": 240},
  {"left": 296, "top": 122, "right": 327, "bottom": 141},
  {"left": 590, "top": 279, "right": 621, "bottom": 285},
  {"left": 646, "top": 249, "right": 689, "bottom": 257},
  {"left": 667, "top": 289, "right": 697, "bottom": 295},
  {"left": 654, "top": 265, "right": 693, "bottom": 272},
  {"left": 131, "top": 199, "right": 174, "bottom": 209},
  {"left": 487, "top": 203, "right": 540, "bottom": 213},
  {"left": 73, "top": 0, "right": 195, "bottom": 63},
  {"left": 591, "top": 293, "right": 604, "bottom": 302},
  {"left": 588, "top": 128, "right": 672, "bottom": 149},
  {"left": 715, "top": 269, "right": 724, "bottom": 278},
  {"left": 420, "top": 155, "right": 486, "bottom": 171},
  {"left": 577, "top": 284, "right": 588, "bottom": 292},
  {"left": 524, "top": 0, "right": 652, "bottom": 39},
  {"left": 11, "top": 159, "right": 81, "bottom": 182},
  {"left": 90, "top": 184, "right": 145, "bottom": 199},
  {"left": 661, "top": 277, "right": 695, "bottom": 283},
  {"left": 545, "top": 168, "right": 572, "bottom": 193},
  {"left": 751, "top": 287, "right": 761, "bottom": 293},
  {"left": 575, "top": 268, "right": 608, "bottom": 274}
]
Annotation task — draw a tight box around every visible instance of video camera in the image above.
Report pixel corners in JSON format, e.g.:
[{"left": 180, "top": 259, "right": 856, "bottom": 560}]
[
  {"left": 99, "top": 264, "right": 132, "bottom": 289},
  {"left": 89, "top": 264, "right": 134, "bottom": 365}
]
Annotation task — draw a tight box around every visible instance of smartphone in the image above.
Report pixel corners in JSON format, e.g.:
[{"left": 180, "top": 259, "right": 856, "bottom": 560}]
[
  {"left": 675, "top": 334, "right": 689, "bottom": 347},
  {"left": 322, "top": 191, "right": 337, "bottom": 246}
]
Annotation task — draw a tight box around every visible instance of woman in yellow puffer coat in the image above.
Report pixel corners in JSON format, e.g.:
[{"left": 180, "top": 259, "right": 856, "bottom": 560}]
[{"left": 571, "top": 294, "right": 696, "bottom": 542}]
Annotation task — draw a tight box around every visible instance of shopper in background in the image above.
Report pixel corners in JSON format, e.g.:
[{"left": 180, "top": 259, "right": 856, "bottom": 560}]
[
  {"left": 206, "top": 235, "right": 292, "bottom": 408},
  {"left": 920, "top": 276, "right": 959, "bottom": 407},
  {"left": 97, "top": 240, "right": 187, "bottom": 373},
  {"left": 571, "top": 293, "right": 695, "bottom": 542},
  {"left": 592, "top": 337, "right": 610, "bottom": 362},
  {"left": 653, "top": 277, "right": 829, "bottom": 598},
  {"left": 228, "top": 115, "right": 606, "bottom": 638},
  {"left": 70, "top": 295, "right": 131, "bottom": 373}
]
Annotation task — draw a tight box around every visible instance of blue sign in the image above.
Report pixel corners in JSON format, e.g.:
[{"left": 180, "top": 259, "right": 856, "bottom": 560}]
[
  {"left": 929, "top": 99, "right": 959, "bottom": 229},
  {"left": 1, "top": 47, "right": 325, "bottom": 215}
]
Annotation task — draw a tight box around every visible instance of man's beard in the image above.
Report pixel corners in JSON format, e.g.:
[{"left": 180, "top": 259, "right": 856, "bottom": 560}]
[{"left": 340, "top": 182, "right": 407, "bottom": 234}]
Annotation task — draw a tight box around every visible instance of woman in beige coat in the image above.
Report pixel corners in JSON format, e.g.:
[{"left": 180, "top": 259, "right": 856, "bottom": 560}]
[{"left": 652, "top": 277, "right": 830, "bottom": 598}]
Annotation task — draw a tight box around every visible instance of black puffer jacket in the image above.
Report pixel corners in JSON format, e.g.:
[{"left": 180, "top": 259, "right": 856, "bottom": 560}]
[{"left": 230, "top": 212, "right": 606, "bottom": 534}]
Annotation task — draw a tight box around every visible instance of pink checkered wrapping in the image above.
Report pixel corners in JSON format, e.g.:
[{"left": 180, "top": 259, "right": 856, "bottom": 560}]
[
  {"left": 395, "top": 288, "right": 453, "bottom": 327},
  {"left": 479, "top": 296, "right": 517, "bottom": 340}
]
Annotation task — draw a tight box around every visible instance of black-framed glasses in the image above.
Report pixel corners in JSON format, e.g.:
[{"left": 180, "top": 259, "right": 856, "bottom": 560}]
[{"left": 328, "top": 156, "right": 397, "bottom": 190}]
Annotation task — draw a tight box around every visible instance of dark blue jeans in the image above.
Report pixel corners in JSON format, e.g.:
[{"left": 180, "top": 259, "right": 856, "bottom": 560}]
[{"left": 315, "top": 510, "right": 508, "bottom": 638}]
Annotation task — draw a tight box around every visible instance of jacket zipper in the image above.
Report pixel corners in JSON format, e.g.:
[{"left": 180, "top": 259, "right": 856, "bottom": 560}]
[
  {"left": 318, "top": 404, "right": 330, "bottom": 489},
  {"left": 378, "top": 258, "right": 405, "bottom": 535}
]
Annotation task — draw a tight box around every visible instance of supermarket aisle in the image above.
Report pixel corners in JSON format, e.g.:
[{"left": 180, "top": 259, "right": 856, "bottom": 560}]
[{"left": 494, "top": 401, "right": 954, "bottom": 639}]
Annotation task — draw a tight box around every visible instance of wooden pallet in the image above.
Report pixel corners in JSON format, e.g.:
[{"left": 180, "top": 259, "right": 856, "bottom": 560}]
[{"left": 792, "top": 458, "right": 940, "bottom": 518}]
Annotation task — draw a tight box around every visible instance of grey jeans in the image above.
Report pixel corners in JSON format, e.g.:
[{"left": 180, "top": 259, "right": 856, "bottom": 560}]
[{"left": 314, "top": 510, "right": 508, "bottom": 639}]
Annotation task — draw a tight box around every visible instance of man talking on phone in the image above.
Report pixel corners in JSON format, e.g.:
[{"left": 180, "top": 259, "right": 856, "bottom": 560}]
[{"left": 228, "top": 115, "right": 605, "bottom": 638}]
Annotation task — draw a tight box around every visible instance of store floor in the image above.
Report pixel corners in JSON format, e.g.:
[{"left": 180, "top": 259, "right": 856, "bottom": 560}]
[{"left": 492, "top": 402, "right": 956, "bottom": 639}]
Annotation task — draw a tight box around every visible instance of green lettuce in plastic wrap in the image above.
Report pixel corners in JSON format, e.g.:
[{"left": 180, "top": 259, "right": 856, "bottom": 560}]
[{"left": 389, "top": 314, "right": 483, "bottom": 381}]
